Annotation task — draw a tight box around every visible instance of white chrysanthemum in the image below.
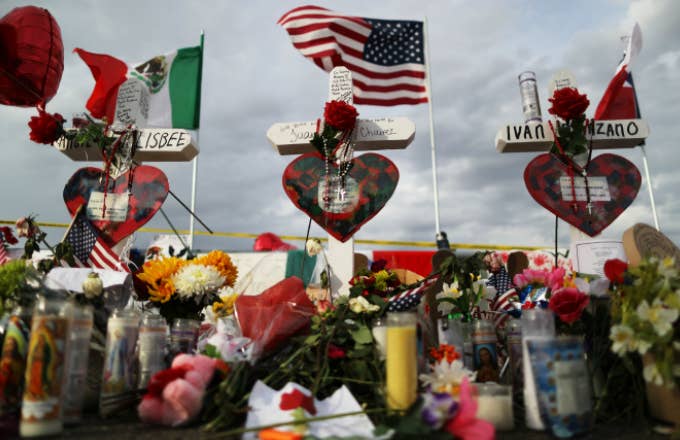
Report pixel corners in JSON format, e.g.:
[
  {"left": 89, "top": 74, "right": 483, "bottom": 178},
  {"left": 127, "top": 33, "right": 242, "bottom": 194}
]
[
  {"left": 636, "top": 299, "right": 679, "bottom": 337},
  {"left": 172, "top": 264, "right": 225, "bottom": 299},
  {"left": 419, "top": 360, "right": 476, "bottom": 394},
  {"left": 643, "top": 362, "right": 664, "bottom": 386},
  {"left": 610, "top": 324, "right": 636, "bottom": 355}
]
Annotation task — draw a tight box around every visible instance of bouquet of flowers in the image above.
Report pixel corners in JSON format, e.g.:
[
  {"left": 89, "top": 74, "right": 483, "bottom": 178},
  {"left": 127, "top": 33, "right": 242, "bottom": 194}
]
[
  {"left": 435, "top": 252, "right": 488, "bottom": 321},
  {"left": 135, "top": 250, "right": 238, "bottom": 324},
  {"left": 605, "top": 257, "right": 680, "bottom": 388}
]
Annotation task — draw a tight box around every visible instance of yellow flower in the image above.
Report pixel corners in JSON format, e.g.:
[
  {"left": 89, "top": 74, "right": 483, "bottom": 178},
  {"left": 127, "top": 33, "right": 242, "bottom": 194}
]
[
  {"left": 196, "top": 250, "right": 238, "bottom": 288},
  {"left": 212, "top": 292, "right": 239, "bottom": 317},
  {"left": 137, "top": 257, "right": 186, "bottom": 303}
]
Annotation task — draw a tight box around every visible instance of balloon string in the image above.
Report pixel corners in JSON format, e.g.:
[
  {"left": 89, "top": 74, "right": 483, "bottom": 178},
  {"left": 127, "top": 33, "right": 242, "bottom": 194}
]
[
  {"left": 0, "top": 65, "right": 43, "bottom": 102},
  {"left": 40, "top": 8, "right": 56, "bottom": 101}
]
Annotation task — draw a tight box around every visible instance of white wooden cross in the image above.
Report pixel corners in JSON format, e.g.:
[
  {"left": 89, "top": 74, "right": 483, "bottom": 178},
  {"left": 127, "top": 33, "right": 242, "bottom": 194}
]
[
  {"left": 54, "top": 78, "right": 198, "bottom": 162},
  {"left": 268, "top": 67, "right": 416, "bottom": 296}
]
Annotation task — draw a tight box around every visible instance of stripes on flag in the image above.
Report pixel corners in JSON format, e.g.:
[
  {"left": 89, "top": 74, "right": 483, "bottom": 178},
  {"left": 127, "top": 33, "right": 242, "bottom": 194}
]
[
  {"left": 491, "top": 288, "right": 520, "bottom": 330},
  {"left": 278, "top": 5, "right": 428, "bottom": 106},
  {"left": 0, "top": 245, "right": 10, "bottom": 266},
  {"left": 63, "top": 211, "right": 130, "bottom": 272},
  {"left": 386, "top": 275, "right": 440, "bottom": 312}
]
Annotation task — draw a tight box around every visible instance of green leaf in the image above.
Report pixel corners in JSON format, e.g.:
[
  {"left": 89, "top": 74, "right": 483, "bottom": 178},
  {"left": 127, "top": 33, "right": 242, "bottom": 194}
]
[{"left": 350, "top": 324, "right": 373, "bottom": 345}]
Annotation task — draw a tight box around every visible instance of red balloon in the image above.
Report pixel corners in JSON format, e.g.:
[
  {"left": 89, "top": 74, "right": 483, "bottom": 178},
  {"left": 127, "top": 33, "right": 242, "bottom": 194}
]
[{"left": 0, "top": 6, "right": 64, "bottom": 106}]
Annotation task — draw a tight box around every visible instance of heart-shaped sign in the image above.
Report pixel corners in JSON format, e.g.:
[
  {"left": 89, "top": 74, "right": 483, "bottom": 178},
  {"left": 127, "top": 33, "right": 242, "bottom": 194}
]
[
  {"left": 524, "top": 153, "right": 641, "bottom": 236},
  {"left": 283, "top": 153, "right": 399, "bottom": 242},
  {"left": 64, "top": 165, "right": 169, "bottom": 246}
]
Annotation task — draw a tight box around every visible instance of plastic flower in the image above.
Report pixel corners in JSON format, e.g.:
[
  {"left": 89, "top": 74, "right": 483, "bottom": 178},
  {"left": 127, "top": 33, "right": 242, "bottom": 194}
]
[
  {"left": 348, "top": 296, "right": 379, "bottom": 314},
  {"left": 421, "top": 391, "right": 458, "bottom": 430},
  {"left": 195, "top": 250, "right": 238, "bottom": 287},
  {"left": 82, "top": 272, "right": 104, "bottom": 299},
  {"left": 28, "top": 108, "right": 65, "bottom": 144},
  {"left": 604, "top": 258, "right": 628, "bottom": 284},
  {"left": 137, "top": 257, "right": 186, "bottom": 303},
  {"left": 636, "top": 299, "right": 678, "bottom": 337},
  {"left": 610, "top": 324, "right": 636, "bottom": 355},
  {"left": 419, "top": 359, "right": 476, "bottom": 395},
  {"left": 548, "top": 287, "right": 589, "bottom": 324},
  {"left": 323, "top": 100, "right": 358, "bottom": 131},
  {"left": 444, "top": 377, "right": 495, "bottom": 440},
  {"left": 305, "top": 239, "right": 323, "bottom": 256},
  {"left": 548, "top": 87, "right": 590, "bottom": 121},
  {"left": 643, "top": 362, "right": 664, "bottom": 386},
  {"left": 173, "top": 264, "right": 226, "bottom": 299}
]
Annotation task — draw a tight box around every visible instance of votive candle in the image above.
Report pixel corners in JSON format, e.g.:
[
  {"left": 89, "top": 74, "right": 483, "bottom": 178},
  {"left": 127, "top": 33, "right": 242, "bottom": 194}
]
[{"left": 386, "top": 312, "right": 417, "bottom": 411}]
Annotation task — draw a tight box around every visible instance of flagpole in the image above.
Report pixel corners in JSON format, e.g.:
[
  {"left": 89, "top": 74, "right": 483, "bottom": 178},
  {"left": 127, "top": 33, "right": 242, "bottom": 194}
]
[
  {"left": 188, "top": 31, "right": 205, "bottom": 250},
  {"left": 423, "top": 17, "right": 443, "bottom": 244},
  {"left": 640, "top": 145, "right": 660, "bottom": 230}
]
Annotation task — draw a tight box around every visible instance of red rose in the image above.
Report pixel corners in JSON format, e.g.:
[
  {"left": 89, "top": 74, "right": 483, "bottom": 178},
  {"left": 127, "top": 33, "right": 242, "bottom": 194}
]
[
  {"left": 0, "top": 226, "right": 18, "bottom": 245},
  {"left": 548, "top": 87, "right": 590, "bottom": 121},
  {"left": 548, "top": 287, "right": 589, "bottom": 324},
  {"left": 370, "top": 259, "right": 388, "bottom": 272},
  {"left": 327, "top": 343, "right": 346, "bottom": 359},
  {"left": 604, "top": 258, "right": 628, "bottom": 284},
  {"left": 324, "top": 100, "right": 358, "bottom": 131},
  {"left": 28, "top": 109, "right": 65, "bottom": 144}
]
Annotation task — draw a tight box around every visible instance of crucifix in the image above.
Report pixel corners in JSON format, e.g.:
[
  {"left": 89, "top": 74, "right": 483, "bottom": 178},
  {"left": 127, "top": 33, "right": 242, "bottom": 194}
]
[{"left": 268, "top": 67, "right": 416, "bottom": 296}]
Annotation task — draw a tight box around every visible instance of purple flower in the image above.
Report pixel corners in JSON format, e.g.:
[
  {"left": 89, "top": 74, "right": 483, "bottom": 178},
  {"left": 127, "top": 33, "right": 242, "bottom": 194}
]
[{"left": 421, "top": 391, "right": 459, "bottom": 429}]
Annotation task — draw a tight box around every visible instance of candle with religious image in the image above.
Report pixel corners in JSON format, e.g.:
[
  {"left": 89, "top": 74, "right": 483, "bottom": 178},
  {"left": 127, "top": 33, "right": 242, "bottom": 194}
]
[
  {"left": 137, "top": 314, "right": 168, "bottom": 388},
  {"left": 472, "top": 319, "right": 499, "bottom": 383},
  {"left": 0, "top": 306, "right": 32, "bottom": 432},
  {"left": 100, "top": 309, "right": 140, "bottom": 418},
  {"left": 19, "top": 298, "right": 73, "bottom": 437},
  {"left": 385, "top": 311, "right": 417, "bottom": 411},
  {"left": 62, "top": 305, "right": 94, "bottom": 423}
]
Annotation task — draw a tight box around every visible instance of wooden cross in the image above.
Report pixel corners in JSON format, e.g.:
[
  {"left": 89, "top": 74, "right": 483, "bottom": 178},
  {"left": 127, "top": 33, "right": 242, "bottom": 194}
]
[{"left": 268, "top": 67, "right": 416, "bottom": 296}]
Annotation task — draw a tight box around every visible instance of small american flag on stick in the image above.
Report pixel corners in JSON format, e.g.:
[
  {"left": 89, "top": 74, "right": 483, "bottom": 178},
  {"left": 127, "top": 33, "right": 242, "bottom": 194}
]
[
  {"left": 62, "top": 208, "right": 130, "bottom": 272},
  {"left": 0, "top": 244, "right": 10, "bottom": 266},
  {"left": 386, "top": 275, "right": 440, "bottom": 312}
]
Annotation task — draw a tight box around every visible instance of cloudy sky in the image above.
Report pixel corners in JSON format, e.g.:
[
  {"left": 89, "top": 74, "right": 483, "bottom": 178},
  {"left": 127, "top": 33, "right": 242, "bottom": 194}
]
[{"left": 1, "top": 0, "right": 678, "bottom": 254}]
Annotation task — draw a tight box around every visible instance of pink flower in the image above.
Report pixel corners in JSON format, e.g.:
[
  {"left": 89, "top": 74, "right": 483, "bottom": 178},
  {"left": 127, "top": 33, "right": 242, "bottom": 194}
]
[
  {"left": 444, "top": 378, "right": 495, "bottom": 440},
  {"left": 138, "top": 354, "right": 222, "bottom": 427},
  {"left": 15, "top": 217, "right": 39, "bottom": 238},
  {"left": 546, "top": 267, "right": 566, "bottom": 291}
]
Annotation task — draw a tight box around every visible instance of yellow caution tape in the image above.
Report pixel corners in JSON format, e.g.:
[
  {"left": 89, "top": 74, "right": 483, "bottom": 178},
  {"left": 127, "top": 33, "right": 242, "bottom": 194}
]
[{"left": 0, "top": 219, "right": 546, "bottom": 251}]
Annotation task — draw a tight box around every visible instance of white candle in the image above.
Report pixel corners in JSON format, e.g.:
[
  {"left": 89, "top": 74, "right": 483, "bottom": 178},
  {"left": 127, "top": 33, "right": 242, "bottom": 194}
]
[
  {"left": 371, "top": 325, "right": 387, "bottom": 359},
  {"left": 476, "top": 392, "right": 514, "bottom": 431}
]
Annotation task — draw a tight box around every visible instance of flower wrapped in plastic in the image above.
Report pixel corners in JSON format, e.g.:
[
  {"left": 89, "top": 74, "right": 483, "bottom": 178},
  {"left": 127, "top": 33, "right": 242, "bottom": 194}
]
[{"left": 234, "top": 276, "right": 316, "bottom": 357}]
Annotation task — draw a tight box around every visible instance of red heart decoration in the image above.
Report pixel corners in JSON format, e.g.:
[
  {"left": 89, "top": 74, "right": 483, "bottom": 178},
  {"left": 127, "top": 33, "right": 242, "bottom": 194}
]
[
  {"left": 63, "top": 166, "right": 169, "bottom": 246},
  {"left": 282, "top": 153, "right": 399, "bottom": 242},
  {"left": 524, "top": 153, "right": 641, "bottom": 236}
]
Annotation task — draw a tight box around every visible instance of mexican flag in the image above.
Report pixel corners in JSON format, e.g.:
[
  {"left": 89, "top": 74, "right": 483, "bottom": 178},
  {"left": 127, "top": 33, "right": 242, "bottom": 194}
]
[{"left": 75, "top": 44, "right": 202, "bottom": 129}]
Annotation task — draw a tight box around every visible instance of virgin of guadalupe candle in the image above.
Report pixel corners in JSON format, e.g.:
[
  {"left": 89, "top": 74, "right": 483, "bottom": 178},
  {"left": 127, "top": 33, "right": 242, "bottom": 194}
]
[
  {"left": 386, "top": 312, "right": 417, "bottom": 411},
  {"left": 100, "top": 309, "right": 140, "bottom": 418},
  {"left": 19, "top": 298, "right": 73, "bottom": 438},
  {"left": 0, "top": 306, "right": 32, "bottom": 419},
  {"left": 62, "top": 305, "right": 93, "bottom": 423}
]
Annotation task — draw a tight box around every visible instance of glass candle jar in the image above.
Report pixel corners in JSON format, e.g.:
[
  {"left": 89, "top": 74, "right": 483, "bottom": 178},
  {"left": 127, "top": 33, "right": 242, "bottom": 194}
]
[
  {"left": 385, "top": 312, "right": 418, "bottom": 411},
  {"left": 62, "top": 304, "right": 94, "bottom": 423},
  {"left": 475, "top": 382, "right": 515, "bottom": 431}
]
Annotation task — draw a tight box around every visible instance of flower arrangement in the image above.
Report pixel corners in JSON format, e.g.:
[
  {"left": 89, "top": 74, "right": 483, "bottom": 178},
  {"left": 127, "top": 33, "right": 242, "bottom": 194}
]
[
  {"left": 605, "top": 257, "right": 680, "bottom": 388},
  {"left": 435, "top": 252, "right": 488, "bottom": 321},
  {"left": 547, "top": 87, "right": 591, "bottom": 159},
  {"left": 136, "top": 250, "right": 238, "bottom": 324}
]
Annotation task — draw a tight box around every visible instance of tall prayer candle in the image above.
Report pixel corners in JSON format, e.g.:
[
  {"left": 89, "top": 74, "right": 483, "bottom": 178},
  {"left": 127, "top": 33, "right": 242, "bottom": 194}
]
[
  {"left": 20, "top": 298, "right": 73, "bottom": 437},
  {"left": 62, "top": 305, "right": 93, "bottom": 423},
  {"left": 386, "top": 312, "right": 417, "bottom": 411}
]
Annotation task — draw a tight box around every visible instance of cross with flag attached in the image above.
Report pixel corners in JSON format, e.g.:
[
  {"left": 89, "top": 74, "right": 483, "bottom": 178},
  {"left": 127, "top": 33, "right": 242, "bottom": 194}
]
[{"left": 62, "top": 208, "right": 130, "bottom": 272}]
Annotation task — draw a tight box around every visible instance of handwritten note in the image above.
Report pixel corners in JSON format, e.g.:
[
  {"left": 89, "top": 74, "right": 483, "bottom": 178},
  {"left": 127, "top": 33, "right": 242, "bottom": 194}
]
[
  {"left": 329, "top": 67, "right": 353, "bottom": 103},
  {"left": 115, "top": 79, "right": 149, "bottom": 126},
  {"left": 87, "top": 191, "right": 129, "bottom": 222}
]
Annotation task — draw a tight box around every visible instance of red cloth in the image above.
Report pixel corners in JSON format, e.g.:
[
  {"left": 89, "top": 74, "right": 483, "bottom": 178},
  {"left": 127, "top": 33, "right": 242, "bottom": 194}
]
[
  {"left": 235, "top": 276, "right": 314, "bottom": 353},
  {"left": 372, "top": 250, "right": 436, "bottom": 277},
  {"left": 253, "top": 232, "right": 296, "bottom": 251},
  {"left": 74, "top": 48, "right": 128, "bottom": 122}
]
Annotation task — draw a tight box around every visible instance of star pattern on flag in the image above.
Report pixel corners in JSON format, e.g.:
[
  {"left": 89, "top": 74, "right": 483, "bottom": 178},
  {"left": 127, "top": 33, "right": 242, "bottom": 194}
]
[
  {"left": 363, "top": 19, "right": 424, "bottom": 66},
  {"left": 486, "top": 266, "right": 512, "bottom": 296},
  {"left": 68, "top": 216, "right": 98, "bottom": 263}
]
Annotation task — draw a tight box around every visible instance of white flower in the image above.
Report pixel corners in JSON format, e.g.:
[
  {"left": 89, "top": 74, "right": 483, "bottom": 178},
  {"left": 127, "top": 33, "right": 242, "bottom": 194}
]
[
  {"left": 636, "top": 338, "right": 652, "bottom": 355},
  {"left": 348, "top": 296, "right": 379, "bottom": 314},
  {"left": 610, "top": 324, "right": 636, "bottom": 355},
  {"left": 643, "top": 362, "right": 664, "bottom": 386},
  {"left": 172, "top": 264, "right": 225, "bottom": 299},
  {"left": 82, "top": 272, "right": 104, "bottom": 299},
  {"left": 306, "top": 239, "right": 323, "bottom": 256},
  {"left": 419, "top": 359, "right": 476, "bottom": 393},
  {"left": 636, "top": 299, "right": 679, "bottom": 337}
]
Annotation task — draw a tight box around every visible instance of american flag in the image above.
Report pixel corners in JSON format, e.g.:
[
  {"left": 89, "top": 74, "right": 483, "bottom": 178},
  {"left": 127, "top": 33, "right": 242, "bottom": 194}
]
[
  {"left": 63, "top": 211, "right": 130, "bottom": 272},
  {"left": 387, "top": 275, "right": 440, "bottom": 312},
  {"left": 491, "top": 288, "right": 520, "bottom": 330},
  {"left": 278, "top": 5, "right": 428, "bottom": 106},
  {"left": 0, "top": 245, "right": 10, "bottom": 266}
]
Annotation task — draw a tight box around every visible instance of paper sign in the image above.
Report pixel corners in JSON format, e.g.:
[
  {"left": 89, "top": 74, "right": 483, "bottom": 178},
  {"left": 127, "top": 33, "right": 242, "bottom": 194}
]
[
  {"left": 559, "top": 176, "right": 611, "bottom": 202},
  {"left": 87, "top": 191, "right": 129, "bottom": 222},
  {"left": 570, "top": 239, "right": 626, "bottom": 276}
]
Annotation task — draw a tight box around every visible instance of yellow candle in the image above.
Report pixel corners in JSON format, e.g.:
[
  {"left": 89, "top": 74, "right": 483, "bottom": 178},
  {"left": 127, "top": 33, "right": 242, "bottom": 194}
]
[{"left": 386, "top": 312, "right": 417, "bottom": 411}]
